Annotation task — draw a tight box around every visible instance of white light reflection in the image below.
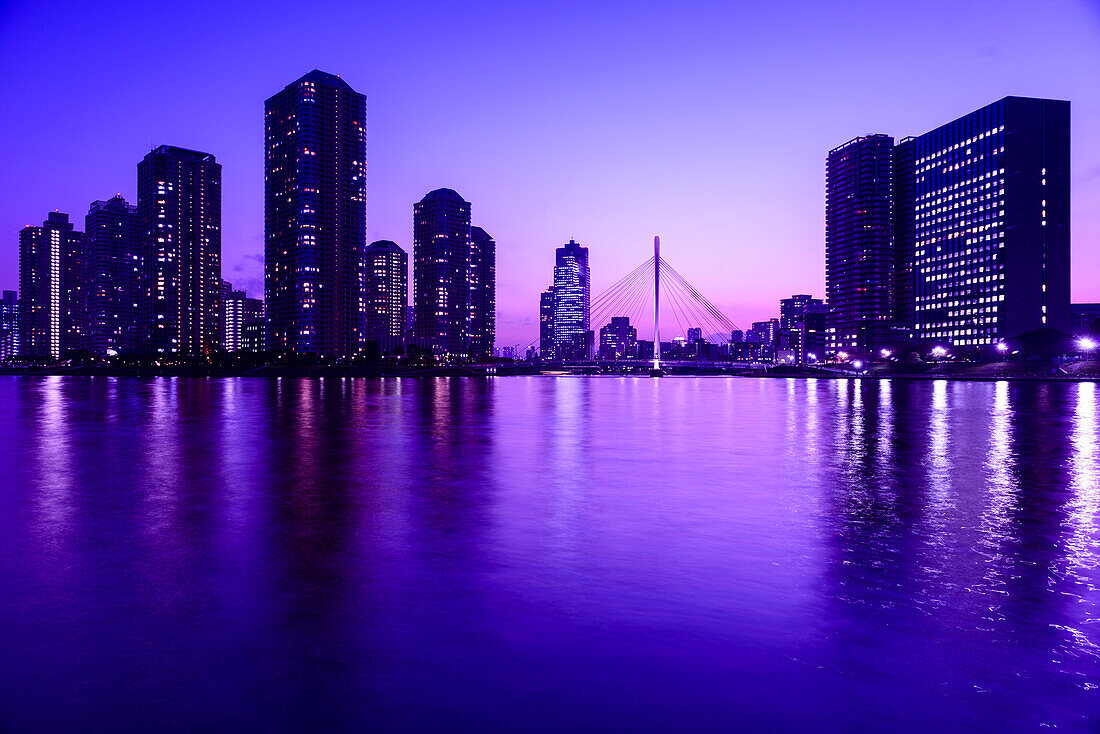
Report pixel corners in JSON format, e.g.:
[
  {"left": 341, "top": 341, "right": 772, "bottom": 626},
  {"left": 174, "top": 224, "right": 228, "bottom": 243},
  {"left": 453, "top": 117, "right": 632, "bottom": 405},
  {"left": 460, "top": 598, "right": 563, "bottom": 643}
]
[
  {"left": 978, "top": 381, "right": 1016, "bottom": 606},
  {"left": 31, "top": 377, "right": 75, "bottom": 555},
  {"left": 1066, "top": 382, "right": 1100, "bottom": 576}
]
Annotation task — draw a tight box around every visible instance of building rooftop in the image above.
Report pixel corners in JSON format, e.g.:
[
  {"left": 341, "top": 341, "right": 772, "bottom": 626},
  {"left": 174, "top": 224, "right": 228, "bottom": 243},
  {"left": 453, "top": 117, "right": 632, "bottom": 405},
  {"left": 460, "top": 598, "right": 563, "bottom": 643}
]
[
  {"left": 291, "top": 69, "right": 357, "bottom": 93},
  {"left": 366, "top": 240, "right": 405, "bottom": 253},
  {"left": 420, "top": 188, "right": 467, "bottom": 204}
]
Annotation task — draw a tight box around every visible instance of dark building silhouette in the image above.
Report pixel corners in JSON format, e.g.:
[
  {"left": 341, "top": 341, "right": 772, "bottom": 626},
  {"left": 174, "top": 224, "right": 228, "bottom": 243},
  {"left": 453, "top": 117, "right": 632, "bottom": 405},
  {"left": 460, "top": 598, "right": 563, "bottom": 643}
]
[
  {"left": 265, "top": 70, "right": 367, "bottom": 358},
  {"left": 907, "top": 96, "right": 1070, "bottom": 345},
  {"left": 825, "top": 135, "right": 897, "bottom": 355},
  {"left": 469, "top": 226, "right": 496, "bottom": 359},
  {"left": 19, "top": 212, "right": 85, "bottom": 359},
  {"left": 413, "top": 188, "right": 472, "bottom": 358},
  {"left": 137, "top": 145, "right": 222, "bottom": 356},
  {"left": 364, "top": 240, "right": 408, "bottom": 353},
  {"left": 892, "top": 137, "right": 916, "bottom": 331},
  {"left": 0, "top": 290, "right": 18, "bottom": 359},
  {"left": 85, "top": 196, "right": 139, "bottom": 355},
  {"left": 599, "top": 316, "right": 638, "bottom": 360},
  {"left": 539, "top": 286, "right": 555, "bottom": 359},
  {"left": 1071, "top": 303, "right": 1100, "bottom": 336},
  {"left": 552, "top": 239, "right": 590, "bottom": 360}
]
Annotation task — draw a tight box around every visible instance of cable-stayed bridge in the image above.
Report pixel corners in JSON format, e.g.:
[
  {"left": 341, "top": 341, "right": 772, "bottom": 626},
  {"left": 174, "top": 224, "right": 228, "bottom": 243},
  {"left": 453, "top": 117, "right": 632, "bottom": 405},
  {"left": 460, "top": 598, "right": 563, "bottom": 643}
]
[{"left": 540, "top": 236, "right": 750, "bottom": 370}]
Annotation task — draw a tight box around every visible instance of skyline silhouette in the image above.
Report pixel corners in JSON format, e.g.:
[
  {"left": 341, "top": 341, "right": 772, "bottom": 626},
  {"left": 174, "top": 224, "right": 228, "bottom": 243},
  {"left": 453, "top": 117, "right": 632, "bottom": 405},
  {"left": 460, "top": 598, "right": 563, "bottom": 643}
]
[{"left": 1, "top": 0, "right": 1098, "bottom": 348}]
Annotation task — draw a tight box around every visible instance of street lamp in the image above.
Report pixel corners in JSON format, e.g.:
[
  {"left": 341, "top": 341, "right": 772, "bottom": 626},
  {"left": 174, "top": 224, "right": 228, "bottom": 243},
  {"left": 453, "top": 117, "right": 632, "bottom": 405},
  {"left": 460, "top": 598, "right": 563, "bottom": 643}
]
[
  {"left": 837, "top": 351, "right": 850, "bottom": 362},
  {"left": 930, "top": 346, "right": 948, "bottom": 361},
  {"left": 880, "top": 348, "right": 892, "bottom": 359},
  {"left": 1078, "top": 337, "right": 1097, "bottom": 358},
  {"left": 852, "top": 359, "right": 863, "bottom": 371},
  {"left": 996, "top": 342, "right": 1008, "bottom": 361}
]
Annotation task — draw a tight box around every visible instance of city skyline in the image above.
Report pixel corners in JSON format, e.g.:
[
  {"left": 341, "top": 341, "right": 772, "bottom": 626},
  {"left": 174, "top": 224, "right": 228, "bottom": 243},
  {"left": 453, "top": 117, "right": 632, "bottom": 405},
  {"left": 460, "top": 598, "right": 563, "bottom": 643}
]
[{"left": 1, "top": 1, "right": 1099, "bottom": 349}]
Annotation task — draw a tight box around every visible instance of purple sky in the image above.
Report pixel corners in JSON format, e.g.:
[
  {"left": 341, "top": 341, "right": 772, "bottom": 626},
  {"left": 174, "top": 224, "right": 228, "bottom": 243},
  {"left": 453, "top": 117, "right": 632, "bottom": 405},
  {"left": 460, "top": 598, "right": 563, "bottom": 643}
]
[{"left": 1, "top": 0, "right": 1098, "bottom": 349}]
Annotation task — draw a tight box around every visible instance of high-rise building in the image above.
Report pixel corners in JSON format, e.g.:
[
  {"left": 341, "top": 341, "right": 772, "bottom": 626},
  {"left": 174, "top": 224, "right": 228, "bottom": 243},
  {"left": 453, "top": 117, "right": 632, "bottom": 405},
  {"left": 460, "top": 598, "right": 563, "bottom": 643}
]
[
  {"left": 265, "top": 70, "right": 367, "bottom": 358},
  {"left": 364, "top": 240, "right": 408, "bottom": 353},
  {"left": 892, "top": 137, "right": 917, "bottom": 331},
  {"left": 137, "top": 145, "right": 222, "bottom": 356},
  {"left": 825, "top": 134, "right": 897, "bottom": 355},
  {"left": 780, "top": 294, "right": 824, "bottom": 364},
  {"left": 413, "top": 188, "right": 472, "bottom": 358},
  {"left": 552, "top": 239, "right": 590, "bottom": 360},
  {"left": 0, "top": 290, "right": 18, "bottom": 359},
  {"left": 539, "top": 286, "right": 555, "bottom": 359},
  {"left": 221, "top": 281, "right": 264, "bottom": 352},
  {"left": 469, "top": 226, "right": 496, "bottom": 359},
  {"left": 85, "top": 196, "right": 140, "bottom": 355},
  {"left": 599, "top": 316, "right": 638, "bottom": 360},
  {"left": 907, "top": 97, "right": 1070, "bottom": 345},
  {"left": 19, "top": 212, "right": 85, "bottom": 359}
]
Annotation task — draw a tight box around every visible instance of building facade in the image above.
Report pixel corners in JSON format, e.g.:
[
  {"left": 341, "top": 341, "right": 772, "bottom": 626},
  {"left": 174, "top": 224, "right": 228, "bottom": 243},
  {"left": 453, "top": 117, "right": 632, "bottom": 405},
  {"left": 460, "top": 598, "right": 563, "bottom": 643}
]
[
  {"left": 364, "top": 240, "right": 408, "bottom": 353},
  {"left": 780, "top": 294, "right": 825, "bottom": 364},
  {"left": 137, "top": 145, "right": 222, "bottom": 356},
  {"left": 0, "top": 290, "right": 18, "bottom": 359},
  {"left": 85, "top": 196, "right": 140, "bottom": 355},
  {"left": 19, "top": 212, "right": 86, "bottom": 359},
  {"left": 539, "top": 286, "right": 555, "bottom": 359},
  {"left": 599, "top": 316, "right": 638, "bottom": 360},
  {"left": 469, "top": 226, "right": 496, "bottom": 359},
  {"left": 825, "top": 135, "right": 898, "bottom": 355},
  {"left": 222, "top": 281, "right": 265, "bottom": 352},
  {"left": 265, "top": 70, "right": 368, "bottom": 358},
  {"left": 909, "top": 96, "right": 1070, "bottom": 346},
  {"left": 413, "top": 188, "right": 472, "bottom": 358},
  {"left": 552, "top": 239, "right": 590, "bottom": 360}
]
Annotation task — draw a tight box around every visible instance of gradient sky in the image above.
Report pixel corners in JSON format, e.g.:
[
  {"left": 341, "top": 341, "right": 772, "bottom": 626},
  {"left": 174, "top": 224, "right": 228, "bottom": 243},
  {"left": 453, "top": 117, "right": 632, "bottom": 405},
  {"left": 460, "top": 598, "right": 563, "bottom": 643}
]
[{"left": 1, "top": 0, "right": 1098, "bottom": 349}]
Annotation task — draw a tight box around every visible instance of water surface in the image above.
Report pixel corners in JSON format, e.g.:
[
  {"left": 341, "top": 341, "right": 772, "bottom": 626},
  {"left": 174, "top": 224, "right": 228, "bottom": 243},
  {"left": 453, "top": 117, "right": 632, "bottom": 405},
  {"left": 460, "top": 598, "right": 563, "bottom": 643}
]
[{"left": 0, "top": 376, "right": 1097, "bottom": 731}]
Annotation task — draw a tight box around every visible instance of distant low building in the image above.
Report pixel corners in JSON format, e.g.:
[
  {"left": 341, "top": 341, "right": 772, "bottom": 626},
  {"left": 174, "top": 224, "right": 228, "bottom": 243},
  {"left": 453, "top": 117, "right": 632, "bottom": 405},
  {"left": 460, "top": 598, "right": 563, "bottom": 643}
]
[{"left": 1071, "top": 304, "right": 1100, "bottom": 336}]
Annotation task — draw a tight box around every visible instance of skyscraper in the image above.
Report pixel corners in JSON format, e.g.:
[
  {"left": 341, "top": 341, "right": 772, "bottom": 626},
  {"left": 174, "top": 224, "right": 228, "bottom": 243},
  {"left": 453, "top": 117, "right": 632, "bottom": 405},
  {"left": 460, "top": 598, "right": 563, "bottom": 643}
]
[
  {"left": 85, "top": 196, "right": 139, "bottom": 355},
  {"left": 413, "top": 188, "right": 472, "bottom": 358},
  {"left": 19, "top": 212, "right": 85, "bottom": 359},
  {"left": 0, "top": 290, "right": 19, "bottom": 360},
  {"left": 265, "top": 70, "right": 367, "bottom": 358},
  {"left": 137, "top": 145, "right": 222, "bottom": 356},
  {"left": 907, "top": 96, "right": 1070, "bottom": 345},
  {"left": 364, "top": 240, "right": 408, "bottom": 353},
  {"left": 892, "top": 137, "right": 917, "bottom": 331},
  {"left": 825, "top": 135, "right": 897, "bottom": 355},
  {"left": 552, "top": 239, "right": 590, "bottom": 360},
  {"left": 539, "top": 286, "right": 555, "bottom": 359},
  {"left": 469, "top": 226, "right": 496, "bottom": 359}
]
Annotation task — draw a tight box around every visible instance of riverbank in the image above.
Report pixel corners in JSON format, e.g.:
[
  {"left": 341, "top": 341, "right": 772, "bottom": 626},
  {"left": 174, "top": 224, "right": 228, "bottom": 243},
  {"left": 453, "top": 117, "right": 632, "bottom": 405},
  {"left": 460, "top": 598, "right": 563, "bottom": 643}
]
[{"left": 2, "top": 361, "right": 1099, "bottom": 380}]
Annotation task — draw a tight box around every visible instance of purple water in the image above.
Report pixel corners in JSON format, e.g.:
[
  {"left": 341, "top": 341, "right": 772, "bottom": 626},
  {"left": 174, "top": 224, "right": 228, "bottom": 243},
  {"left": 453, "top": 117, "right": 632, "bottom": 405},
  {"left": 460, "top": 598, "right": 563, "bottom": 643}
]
[{"left": 0, "top": 376, "right": 1097, "bottom": 731}]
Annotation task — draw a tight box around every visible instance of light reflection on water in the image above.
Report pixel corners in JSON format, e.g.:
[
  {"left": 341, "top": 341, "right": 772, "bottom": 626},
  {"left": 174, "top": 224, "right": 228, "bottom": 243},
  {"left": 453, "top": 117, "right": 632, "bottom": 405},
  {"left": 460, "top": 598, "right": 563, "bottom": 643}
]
[{"left": 0, "top": 375, "right": 1097, "bottom": 732}]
